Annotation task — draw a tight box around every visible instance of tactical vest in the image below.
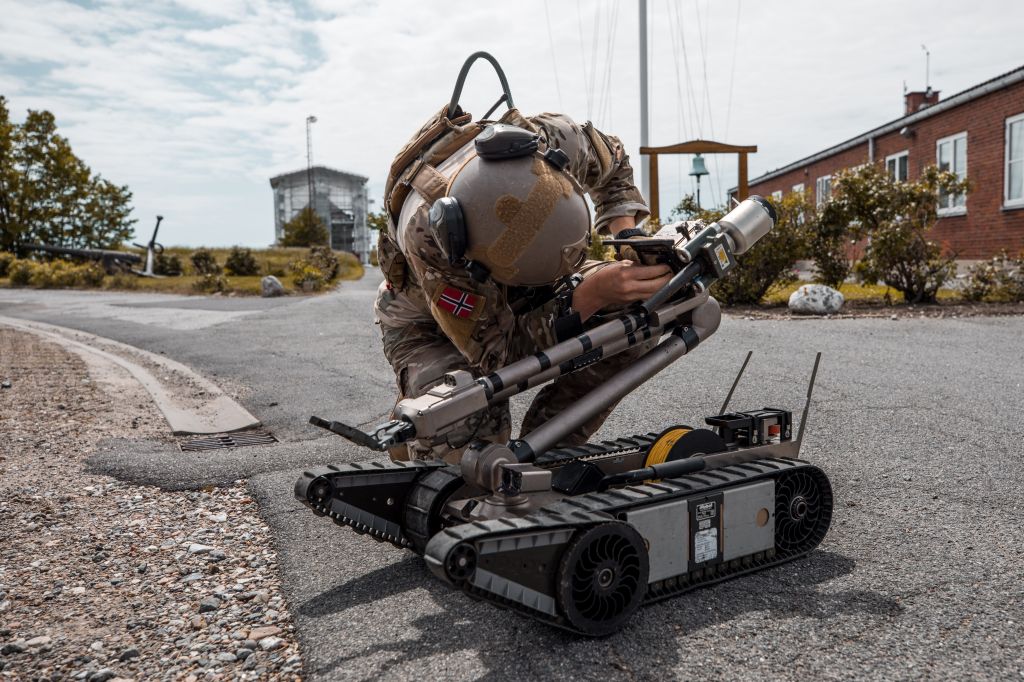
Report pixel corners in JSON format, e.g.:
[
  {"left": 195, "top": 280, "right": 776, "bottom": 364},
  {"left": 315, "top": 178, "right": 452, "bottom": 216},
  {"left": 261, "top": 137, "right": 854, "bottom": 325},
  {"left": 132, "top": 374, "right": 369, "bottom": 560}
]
[{"left": 378, "top": 105, "right": 534, "bottom": 290}]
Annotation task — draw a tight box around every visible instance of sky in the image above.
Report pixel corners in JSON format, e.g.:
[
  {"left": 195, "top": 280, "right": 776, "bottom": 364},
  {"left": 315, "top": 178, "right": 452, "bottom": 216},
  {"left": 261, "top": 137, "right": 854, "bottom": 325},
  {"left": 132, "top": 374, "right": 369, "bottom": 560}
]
[{"left": 1, "top": 0, "right": 1022, "bottom": 247}]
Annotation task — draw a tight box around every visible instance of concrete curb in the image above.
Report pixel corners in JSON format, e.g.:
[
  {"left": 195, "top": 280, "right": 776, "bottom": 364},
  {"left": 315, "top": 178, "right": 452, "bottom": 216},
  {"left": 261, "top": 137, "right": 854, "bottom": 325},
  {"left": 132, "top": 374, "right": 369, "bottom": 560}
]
[{"left": 0, "top": 315, "right": 261, "bottom": 435}]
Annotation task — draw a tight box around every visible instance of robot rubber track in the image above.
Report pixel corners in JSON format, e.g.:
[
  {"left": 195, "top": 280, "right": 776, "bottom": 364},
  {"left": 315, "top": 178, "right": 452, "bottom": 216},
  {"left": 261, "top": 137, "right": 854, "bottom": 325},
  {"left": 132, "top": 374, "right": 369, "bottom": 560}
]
[{"left": 294, "top": 437, "right": 833, "bottom": 636}]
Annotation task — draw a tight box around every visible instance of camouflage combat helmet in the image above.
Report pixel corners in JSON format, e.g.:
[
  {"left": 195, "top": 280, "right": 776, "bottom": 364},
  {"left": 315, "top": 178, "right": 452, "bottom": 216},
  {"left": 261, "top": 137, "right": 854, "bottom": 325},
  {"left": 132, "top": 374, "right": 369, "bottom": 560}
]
[{"left": 431, "top": 123, "right": 591, "bottom": 287}]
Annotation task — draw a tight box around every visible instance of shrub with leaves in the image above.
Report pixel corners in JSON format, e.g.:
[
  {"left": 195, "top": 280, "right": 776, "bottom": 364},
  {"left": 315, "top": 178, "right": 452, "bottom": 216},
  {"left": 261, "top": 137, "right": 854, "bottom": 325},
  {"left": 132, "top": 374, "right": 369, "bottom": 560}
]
[
  {"left": 74, "top": 262, "right": 106, "bottom": 287},
  {"left": 154, "top": 252, "right": 183, "bottom": 276},
  {"left": 106, "top": 272, "right": 138, "bottom": 290},
  {"left": 805, "top": 198, "right": 853, "bottom": 289},
  {"left": 587, "top": 232, "right": 613, "bottom": 261},
  {"left": 307, "top": 245, "right": 339, "bottom": 281},
  {"left": 281, "top": 207, "right": 329, "bottom": 247},
  {"left": 842, "top": 164, "right": 970, "bottom": 303},
  {"left": 7, "top": 259, "right": 34, "bottom": 285},
  {"left": 289, "top": 260, "right": 326, "bottom": 292},
  {"left": 23, "top": 260, "right": 105, "bottom": 288},
  {"left": 962, "top": 251, "right": 1024, "bottom": 302},
  {"left": 0, "top": 251, "right": 14, "bottom": 277},
  {"left": 190, "top": 248, "right": 221, "bottom": 275},
  {"left": 192, "top": 273, "right": 229, "bottom": 293},
  {"left": 224, "top": 246, "right": 259, "bottom": 276},
  {"left": 710, "top": 192, "right": 811, "bottom": 305}
]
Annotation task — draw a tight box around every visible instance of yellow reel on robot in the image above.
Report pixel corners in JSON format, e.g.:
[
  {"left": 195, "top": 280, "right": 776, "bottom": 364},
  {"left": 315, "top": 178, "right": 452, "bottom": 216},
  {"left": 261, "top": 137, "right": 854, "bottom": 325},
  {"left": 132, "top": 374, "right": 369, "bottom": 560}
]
[{"left": 644, "top": 426, "right": 692, "bottom": 467}]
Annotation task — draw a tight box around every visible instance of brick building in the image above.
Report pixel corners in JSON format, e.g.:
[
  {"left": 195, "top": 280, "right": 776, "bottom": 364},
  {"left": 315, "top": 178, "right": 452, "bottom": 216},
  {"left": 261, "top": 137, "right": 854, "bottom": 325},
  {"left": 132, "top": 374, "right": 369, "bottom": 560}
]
[{"left": 736, "top": 65, "right": 1024, "bottom": 259}]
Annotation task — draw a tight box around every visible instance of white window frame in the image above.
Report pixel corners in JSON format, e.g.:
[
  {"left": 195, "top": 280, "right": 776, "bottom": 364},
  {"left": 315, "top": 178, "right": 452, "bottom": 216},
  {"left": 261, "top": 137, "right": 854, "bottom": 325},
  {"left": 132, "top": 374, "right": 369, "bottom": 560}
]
[
  {"left": 1005, "top": 113, "right": 1024, "bottom": 209},
  {"left": 885, "top": 150, "right": 909, "bottom": 182},
  {"left": 815, "top": 175, "right": 831, "bottom": 207},
  {"left": 936, "top": 131, "right": 967, "bottom": 216},
  {"left": 771, "top": 190, "right": 783, "bottom": 202},
  {"left": 792, "top": 183, "right": 804, "bottom": 194}
]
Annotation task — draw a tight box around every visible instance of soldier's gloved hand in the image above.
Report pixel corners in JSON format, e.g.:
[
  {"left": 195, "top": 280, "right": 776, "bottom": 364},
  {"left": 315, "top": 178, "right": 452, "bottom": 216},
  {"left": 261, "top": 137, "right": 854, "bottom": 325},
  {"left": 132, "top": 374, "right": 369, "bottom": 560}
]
[
  {"left": 572, "top": 261, "right": 672, "bottom": 322},
  {"left": 611, "top": 227, "right": 648, "bottom": 264}
]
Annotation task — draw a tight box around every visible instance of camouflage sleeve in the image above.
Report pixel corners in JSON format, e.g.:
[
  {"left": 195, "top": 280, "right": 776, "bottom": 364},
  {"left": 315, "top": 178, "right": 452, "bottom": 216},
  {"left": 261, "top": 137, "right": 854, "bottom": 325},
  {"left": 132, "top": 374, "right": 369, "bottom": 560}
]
[
  {"left": 530, "top": 113, "right": 650, "bottom": 234},
  {"left": 401, "top": 203, "right": 560, "bottom": 375}
]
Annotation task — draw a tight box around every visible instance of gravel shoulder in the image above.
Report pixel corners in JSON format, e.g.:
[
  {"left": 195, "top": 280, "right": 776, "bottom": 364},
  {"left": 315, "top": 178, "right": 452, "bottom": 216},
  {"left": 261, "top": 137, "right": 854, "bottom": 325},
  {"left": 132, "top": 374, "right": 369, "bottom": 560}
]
[{"left": 0, "top": 329, "right": 302, "bottom": 680}]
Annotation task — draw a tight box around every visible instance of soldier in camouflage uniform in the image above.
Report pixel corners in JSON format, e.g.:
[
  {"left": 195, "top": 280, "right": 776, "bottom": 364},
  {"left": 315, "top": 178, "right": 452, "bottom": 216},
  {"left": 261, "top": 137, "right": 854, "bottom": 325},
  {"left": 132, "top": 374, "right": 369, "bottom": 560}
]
[{"left": 376, "top": 107, "right": 672, "bottom": 462}]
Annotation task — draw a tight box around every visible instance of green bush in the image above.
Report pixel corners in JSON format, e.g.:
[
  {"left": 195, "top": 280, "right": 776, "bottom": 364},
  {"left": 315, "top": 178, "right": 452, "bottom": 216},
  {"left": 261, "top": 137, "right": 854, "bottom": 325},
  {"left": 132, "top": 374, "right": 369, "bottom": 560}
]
[
  {"left": 106, "top": 272, "right": 138, "bottom": 290},
  {"left": 807, "top": 201, "right": 852, "bottom": 289},
  {"left": 154, "top": 252, "right": 183, "bottom": 276},
  {"left": 838, "top": 164, "right": 969, "bottom": 303},
  {"left": 74, "top": 262, "right": 106, "bottom": 287},
  {"left": 962, "top": 251, "right": 1024, "bottom": 302},
  {"left": 224, "top": 246, "right": 259, "bottom": 276},
  {"left": 190, "top": 248, "right": 221, "bottom": 275},
  {"left": 281, "top": 207, "right": 329, "bottom": 247},
  {"left": 192, "top": 273, "right": 229, "bottom": 293},
  {"left": 711, "top": 192, "right": 810, "bottom": 305},
  {"left": 21, "top": 260, "right": 105, "bottom": 288},
  {"left": 289, "top": 261, "right": 326, "bottom": 292},
  {"left": 306, "top": 245, "right": 339, "bottom": 281},
  {"left": 8, "top": 259, "right": 35, "bottom": 285},
  {"left": 587, "top": 232, "right": 613, "bottom": 261},
  {"left": 0, "top": 252, "right": 14, "bottom": 278}
]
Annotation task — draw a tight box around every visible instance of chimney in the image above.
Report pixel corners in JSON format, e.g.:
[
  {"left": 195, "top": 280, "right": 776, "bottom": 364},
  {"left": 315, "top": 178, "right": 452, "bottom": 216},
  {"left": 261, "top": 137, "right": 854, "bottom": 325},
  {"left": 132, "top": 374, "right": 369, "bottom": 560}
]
[{"left": 904, "top": 87, "right": 940, "bottom": 115}]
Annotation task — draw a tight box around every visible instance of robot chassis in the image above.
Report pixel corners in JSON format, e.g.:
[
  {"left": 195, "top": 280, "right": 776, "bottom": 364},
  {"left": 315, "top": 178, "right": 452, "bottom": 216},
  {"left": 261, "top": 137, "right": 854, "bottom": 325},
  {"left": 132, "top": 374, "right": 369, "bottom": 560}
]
[{"left": 295, "top": 197, "right": 833, "bottom": 636}]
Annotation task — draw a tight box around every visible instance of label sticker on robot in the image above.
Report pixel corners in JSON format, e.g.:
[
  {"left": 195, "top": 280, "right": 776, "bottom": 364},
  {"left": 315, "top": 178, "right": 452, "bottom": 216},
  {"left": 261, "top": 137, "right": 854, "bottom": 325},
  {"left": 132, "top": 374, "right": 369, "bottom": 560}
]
[
  {"left": 694, "top": 528, "right": 718, "bottom": 563},
  {"left": 714, "top": 244, "right": 730, "bottom": 270},
  {"left": 696, "top": 501, "right": 717, "bottom": 521},
  {"left": 698, "top": 519, "right": 711, "bottom": 530}
]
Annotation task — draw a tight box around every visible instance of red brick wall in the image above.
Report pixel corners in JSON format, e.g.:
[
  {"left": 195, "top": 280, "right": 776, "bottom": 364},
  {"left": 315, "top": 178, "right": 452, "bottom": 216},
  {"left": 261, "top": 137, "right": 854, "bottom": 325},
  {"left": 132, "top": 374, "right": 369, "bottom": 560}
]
[{"left": 747, "top": 79, "right": 1024, "bottom": 259}]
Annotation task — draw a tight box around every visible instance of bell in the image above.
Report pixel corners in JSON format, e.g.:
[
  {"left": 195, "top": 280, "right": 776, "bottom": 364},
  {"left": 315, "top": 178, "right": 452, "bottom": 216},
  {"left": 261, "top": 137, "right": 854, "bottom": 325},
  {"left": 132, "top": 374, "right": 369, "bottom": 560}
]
[{"left": 689, "top": 153, "right": 710, "bottom": 178}]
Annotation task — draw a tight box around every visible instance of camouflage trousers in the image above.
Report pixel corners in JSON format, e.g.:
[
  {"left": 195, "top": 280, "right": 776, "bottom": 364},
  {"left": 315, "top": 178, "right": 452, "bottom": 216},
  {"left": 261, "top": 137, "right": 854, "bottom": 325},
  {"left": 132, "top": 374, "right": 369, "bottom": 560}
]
[{"left": 374, "top": 268, "right": 656, "bottom": 463}]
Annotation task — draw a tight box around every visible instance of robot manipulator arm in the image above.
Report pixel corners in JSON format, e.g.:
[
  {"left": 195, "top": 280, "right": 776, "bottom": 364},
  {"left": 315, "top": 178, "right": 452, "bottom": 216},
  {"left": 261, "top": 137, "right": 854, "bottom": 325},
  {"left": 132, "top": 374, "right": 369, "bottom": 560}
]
[{"left": 309, "top": 370, "right": 489, "bottom": 450}]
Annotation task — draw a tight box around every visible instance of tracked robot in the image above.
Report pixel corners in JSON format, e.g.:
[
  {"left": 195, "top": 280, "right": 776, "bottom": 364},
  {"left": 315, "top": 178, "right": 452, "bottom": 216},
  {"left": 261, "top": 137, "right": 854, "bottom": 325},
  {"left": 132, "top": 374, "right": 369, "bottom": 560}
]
[{"left": 294, "top": 191, "right": 833, "bottom": 636}]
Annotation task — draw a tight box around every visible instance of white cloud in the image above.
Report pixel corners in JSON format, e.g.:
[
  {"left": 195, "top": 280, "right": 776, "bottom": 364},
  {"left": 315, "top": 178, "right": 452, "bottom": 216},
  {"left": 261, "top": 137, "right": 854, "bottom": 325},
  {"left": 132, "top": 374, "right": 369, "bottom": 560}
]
[{"left": 1, "top": 0, "right": 1022, "bottom": 246}]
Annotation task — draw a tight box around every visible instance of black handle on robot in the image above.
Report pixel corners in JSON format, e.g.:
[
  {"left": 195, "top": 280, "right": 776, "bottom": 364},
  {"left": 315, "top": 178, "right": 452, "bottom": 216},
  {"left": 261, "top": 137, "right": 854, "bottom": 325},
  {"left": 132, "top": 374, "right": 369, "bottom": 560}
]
[{"left": 598, "top": 456, "right": 707, "bottom": 491}]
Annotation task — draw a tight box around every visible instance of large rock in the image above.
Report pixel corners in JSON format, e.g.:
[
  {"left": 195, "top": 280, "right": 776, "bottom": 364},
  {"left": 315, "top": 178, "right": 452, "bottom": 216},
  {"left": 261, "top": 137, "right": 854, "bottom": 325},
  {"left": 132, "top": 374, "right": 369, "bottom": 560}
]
[
  {"left": 788, "top": 284, "right": 845, "bottom": 315},
  {"left": 260, "top": 275, "right": 285, "bottom": 298}
]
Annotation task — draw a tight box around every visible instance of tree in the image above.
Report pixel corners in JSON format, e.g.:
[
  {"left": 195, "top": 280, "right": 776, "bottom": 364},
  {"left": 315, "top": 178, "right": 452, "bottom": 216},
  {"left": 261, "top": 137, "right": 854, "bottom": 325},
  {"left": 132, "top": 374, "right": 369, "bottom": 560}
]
[
  {"left": 0, "top": 96, "right": 135, "bottom": 255},
  {"left": 281, "top": 206, "right": 328, "bottom": 247},
  {"left": 830, "top": 163, "right": 970, "bottom": 303},
  {"left": 711, "top": 191, "right": 812, "bottom": 305},
  {"left": 366, "top": 205, "right": 389, "bottom": 235},
  {"left": 670, "top": 193, "right": 811, "bottom": 305}
]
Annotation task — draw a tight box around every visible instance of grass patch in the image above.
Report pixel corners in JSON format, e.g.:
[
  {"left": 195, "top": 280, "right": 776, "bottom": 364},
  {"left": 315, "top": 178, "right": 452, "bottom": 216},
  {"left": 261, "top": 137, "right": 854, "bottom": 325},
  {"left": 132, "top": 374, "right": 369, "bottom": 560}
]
[
  {"left": 0, "top": 247, "right": 364, "bottom": 296},
  {"left": 763, "top": 281, "right": 960, "bottom": 306}
]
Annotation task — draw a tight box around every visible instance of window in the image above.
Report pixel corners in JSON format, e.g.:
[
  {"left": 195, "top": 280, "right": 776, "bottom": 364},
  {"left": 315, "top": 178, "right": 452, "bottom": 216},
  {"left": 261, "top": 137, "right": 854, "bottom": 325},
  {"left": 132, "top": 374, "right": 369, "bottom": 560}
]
[
  {"left": 815, "top": 175, "right": 831, "bottom": 206},
  {"left": 771, "top": 190, "right": 783, "bottom": 202},
  {"left": 886, "top": 151, "right": 909, "bottom": 182},
  {"left": 1006, "top": 113, "right": 1024, "bottom": 208},
  {"left": 936, "top": 132, "right": 967, "bottom": 214},
  {"left": 792, "top": 183, "right": 804, "bottom": 194}
]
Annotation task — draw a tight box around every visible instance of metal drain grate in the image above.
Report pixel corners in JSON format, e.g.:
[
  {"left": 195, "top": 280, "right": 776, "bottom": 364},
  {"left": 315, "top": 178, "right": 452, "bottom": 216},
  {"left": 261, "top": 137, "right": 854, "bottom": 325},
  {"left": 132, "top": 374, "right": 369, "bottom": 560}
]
[{"left": 179, "top": 431, "right": 278, "bottom": 452}]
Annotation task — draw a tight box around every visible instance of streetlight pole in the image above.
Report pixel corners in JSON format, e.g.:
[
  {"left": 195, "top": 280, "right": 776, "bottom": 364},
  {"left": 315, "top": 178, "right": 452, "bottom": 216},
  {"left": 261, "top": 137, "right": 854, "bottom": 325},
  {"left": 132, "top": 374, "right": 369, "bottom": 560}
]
[{"left": 306, "top": 115, "right": 317, "bottom": 216}]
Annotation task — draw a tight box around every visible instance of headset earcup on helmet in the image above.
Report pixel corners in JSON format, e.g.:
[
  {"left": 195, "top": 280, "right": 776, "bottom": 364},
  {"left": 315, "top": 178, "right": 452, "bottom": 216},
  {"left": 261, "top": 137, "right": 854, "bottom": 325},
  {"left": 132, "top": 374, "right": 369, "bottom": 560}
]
[{"left": 428, "top": 197, "right": 468, "bottom": 266}]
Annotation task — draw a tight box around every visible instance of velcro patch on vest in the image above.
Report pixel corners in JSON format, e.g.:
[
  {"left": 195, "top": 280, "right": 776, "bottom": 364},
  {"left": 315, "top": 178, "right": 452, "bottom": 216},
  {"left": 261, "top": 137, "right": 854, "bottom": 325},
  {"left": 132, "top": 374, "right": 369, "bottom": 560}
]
[{"left": 435, "top": 285, "right": 481, "bottom": 319}]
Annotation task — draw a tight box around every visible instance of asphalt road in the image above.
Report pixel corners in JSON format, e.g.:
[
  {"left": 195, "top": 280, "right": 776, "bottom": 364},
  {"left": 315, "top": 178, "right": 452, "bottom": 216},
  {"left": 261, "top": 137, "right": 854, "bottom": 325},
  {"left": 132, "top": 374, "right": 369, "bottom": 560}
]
[{"left": 2, "top": 273, "right": 1022, "bottom": 681}]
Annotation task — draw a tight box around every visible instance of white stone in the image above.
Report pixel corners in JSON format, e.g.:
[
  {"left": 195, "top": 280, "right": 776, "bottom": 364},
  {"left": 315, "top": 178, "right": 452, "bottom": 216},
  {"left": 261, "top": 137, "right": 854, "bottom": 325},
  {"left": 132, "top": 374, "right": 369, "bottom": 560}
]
[
  {"left": 788, "top": 284, "right": 845, "bottom": 315},
  {"left": 260, "top": 276, "right": 285, "bottom": 298},
  {"left": 258, "top": 636, "right": 284, "bottom": 651}
]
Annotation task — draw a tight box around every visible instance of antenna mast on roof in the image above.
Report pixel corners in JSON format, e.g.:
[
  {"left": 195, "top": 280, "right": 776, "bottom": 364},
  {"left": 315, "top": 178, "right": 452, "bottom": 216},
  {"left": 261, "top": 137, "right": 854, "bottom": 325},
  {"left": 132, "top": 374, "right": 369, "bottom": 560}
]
[{"left": 921, "top": 45, "right": 930, "bottom": 91}]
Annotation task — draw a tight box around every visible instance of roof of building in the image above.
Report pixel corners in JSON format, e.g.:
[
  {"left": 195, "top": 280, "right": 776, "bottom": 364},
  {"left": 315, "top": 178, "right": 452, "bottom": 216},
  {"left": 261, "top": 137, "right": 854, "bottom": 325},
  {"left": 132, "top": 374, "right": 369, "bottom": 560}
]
[
  {"left": 269, "top": 165, "right": 369, "bottom": 187},
  {"left": 732, "top": 64, "right": 1024, "bottom": 192}
]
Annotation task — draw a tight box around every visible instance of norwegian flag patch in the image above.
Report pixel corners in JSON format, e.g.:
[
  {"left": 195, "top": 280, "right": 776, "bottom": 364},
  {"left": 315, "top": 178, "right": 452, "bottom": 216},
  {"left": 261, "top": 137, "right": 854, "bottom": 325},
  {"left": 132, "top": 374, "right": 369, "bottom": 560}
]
[{"left": 436, "top": 286, "right": 479, "bottom": 319}]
